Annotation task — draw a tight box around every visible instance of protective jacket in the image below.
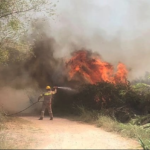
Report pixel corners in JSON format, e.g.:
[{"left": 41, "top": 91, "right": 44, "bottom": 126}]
[{"left": 39, "top": 90, "right": 57, "bottom": 104}]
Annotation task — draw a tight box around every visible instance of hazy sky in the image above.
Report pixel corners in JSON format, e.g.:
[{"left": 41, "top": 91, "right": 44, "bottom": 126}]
[
  {"left": 51, "top": 0, "right": 150, "bottom": 39},
  {"left": 42, "top": 0, "right": 150, "bottom": 80}
]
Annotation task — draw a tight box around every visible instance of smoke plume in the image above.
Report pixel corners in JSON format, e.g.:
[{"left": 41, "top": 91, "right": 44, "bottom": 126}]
[{"left": 48, "top": 0, "right": 150, "bottom": 80}]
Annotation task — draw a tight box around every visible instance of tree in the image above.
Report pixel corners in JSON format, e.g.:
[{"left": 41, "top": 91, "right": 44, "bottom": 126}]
[
  {"left": 0, "top": 0, "right": 57, "bottom": 44},
  {"left": 0, "top": 0, "right": 57, "bottom": 65}
]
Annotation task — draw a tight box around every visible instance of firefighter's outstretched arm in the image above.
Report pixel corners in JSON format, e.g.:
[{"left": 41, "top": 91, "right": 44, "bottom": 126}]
[
  {"left": 54, "top": 88, "right": 57, "bottom": 93},
  {"left": 53, "top": 86, "right": 57, "bottom": 94}
]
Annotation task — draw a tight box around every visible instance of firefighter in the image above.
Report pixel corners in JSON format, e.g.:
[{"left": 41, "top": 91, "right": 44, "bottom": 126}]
[{"left": 38, "top": 86, "right": 57, "bottom": 120}]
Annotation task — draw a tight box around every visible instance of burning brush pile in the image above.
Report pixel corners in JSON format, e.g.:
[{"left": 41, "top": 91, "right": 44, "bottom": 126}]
[
  {"left": 23, "top": 37, "right": 148, "bottom": 123},
  {"left": 60, "top": 49, "right": 150, "bottom": 123}
]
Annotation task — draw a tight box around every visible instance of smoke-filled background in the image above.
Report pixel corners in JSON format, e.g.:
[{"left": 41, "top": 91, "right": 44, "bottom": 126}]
[
  {"left": 48, "top": 0, "right": 150, "bottom": 80},
  {"left": 1, "top": 0, "right": 150, "bottom": 114}
]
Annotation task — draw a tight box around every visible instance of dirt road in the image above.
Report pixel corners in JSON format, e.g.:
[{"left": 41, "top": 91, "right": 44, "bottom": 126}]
[{"left": 21, "top": 116, "right": 140, "bottom": 149}]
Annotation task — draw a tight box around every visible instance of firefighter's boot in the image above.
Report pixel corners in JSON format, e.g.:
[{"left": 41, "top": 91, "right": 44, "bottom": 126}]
[
  {"left": 39, "top": 117, "right": 43, "bottom": 120},
  {"left": 39, "top": 111, "right": 44, "bottom": 120},
  {"left": 50, "top": 113, "right": 53, "bottom": 120}
]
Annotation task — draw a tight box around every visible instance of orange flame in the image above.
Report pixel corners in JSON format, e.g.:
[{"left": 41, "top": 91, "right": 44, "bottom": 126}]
[{"left": 66, "top": 50, "right": 128, "bottom": 84}]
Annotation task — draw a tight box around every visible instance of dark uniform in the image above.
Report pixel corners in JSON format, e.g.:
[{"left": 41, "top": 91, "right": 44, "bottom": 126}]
[{"left": 38, "top": 89, "right": 57, "bottom": 120}]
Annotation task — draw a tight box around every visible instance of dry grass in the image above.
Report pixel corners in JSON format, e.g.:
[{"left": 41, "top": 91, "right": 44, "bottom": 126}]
[{"left": 76, "top": 106, "right": 150, "bottom": 149}]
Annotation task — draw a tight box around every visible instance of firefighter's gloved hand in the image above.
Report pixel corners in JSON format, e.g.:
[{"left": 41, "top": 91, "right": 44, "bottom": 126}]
[{"left": 53, "top": 86, "right": 58, "bottom": 89}]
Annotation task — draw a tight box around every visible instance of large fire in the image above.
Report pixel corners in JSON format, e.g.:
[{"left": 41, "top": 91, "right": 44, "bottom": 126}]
[{"left": 66, "top": 50, "right": 128, "bottom": 84}]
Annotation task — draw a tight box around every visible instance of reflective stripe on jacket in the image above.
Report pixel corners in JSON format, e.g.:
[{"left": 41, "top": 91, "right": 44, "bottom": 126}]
[
  {"left": 42, "top": 91, "right": 52, "bottom": 103},
  {"left": 39, "top": 90, "right": 57, "bottom": 103}
]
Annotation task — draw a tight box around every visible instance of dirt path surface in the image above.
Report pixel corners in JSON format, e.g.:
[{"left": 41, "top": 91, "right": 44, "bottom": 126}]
[{"left": 21, "top": 116, "right": 140, "bottom": 149}]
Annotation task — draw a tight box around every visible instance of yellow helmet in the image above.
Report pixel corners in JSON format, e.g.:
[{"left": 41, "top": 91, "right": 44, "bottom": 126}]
[{"left": 46, "top": 86, "right": 51, "bottom": 90}]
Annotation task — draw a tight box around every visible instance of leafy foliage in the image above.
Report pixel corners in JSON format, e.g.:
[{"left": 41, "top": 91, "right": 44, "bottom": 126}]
[
  {"left": 0, "top": 0, "right": 57, "bottom": 70},
  {"left": 0, "top": 0, "right": 57, "bottom": 43},
  {"left": 139, "top": 137, "right": 150, "bottom": 150},
  {"left": 54, "top": 81, "right": 150, "bottom": 123},
  {"left": 72, "top": 82, "right": 138, "bottom": 109}
]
